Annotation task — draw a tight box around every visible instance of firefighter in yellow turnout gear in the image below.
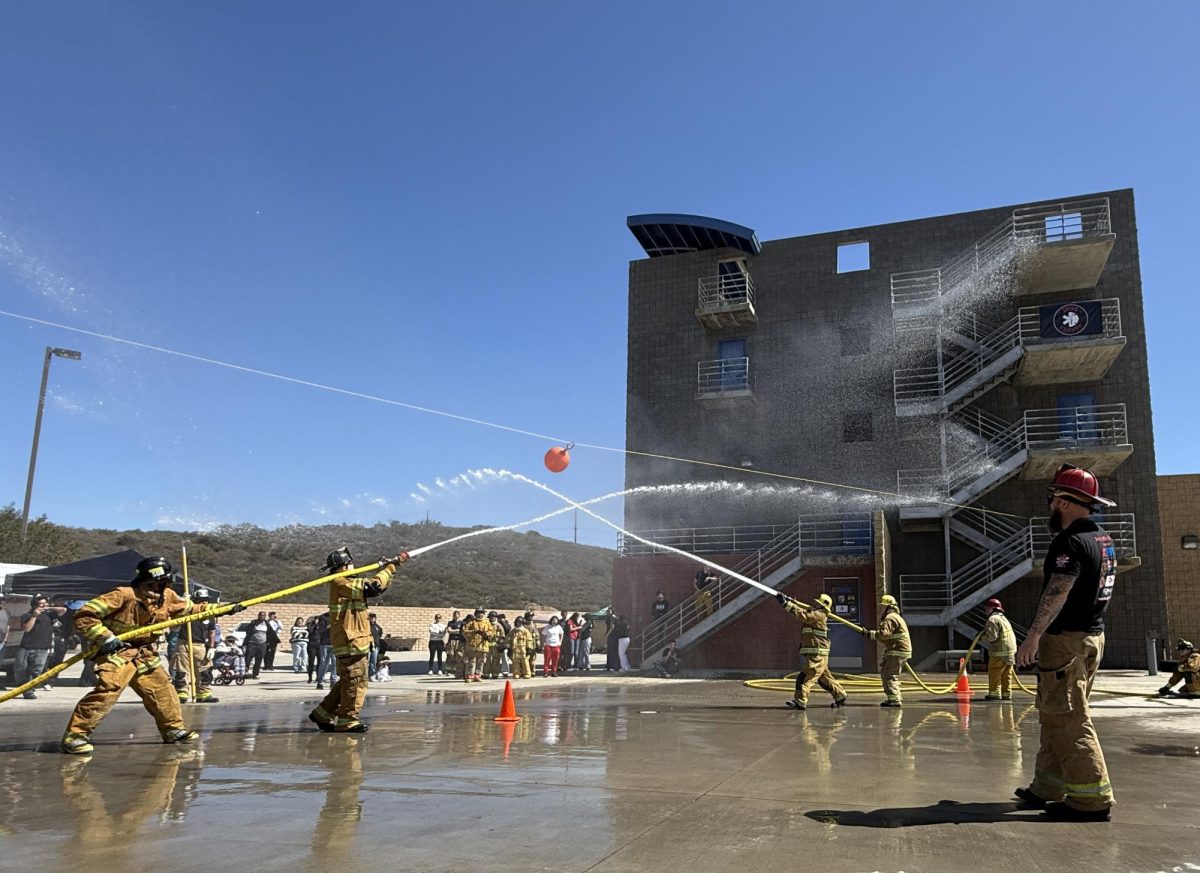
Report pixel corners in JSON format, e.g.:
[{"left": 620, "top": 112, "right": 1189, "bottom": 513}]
[
  {"left": 461, "top": 608, "right": 495, "bottom": 682},
  {"left": 172, "top": 586, "right": 220, "bottom": 703},
  {"left": 1159, "top": 639, "right": 1200, "bottom": 697},
  {"left": 982, "top": 597, "right": 1017, "bottom": 700},
  {"left": 308, "top": 547, "right": 407, "bottom": 733},
  {"left": 776, "top": 592, "right": 847, "bottom": 710},
  {"left": 62, "top": 556, "right": 239, "bottom": 755},
  {"left": 509, "top": 617, "right": 536, "bottom": 679},
  {"left": 866, "top": 594, "right": 911, "bottom": 707}
]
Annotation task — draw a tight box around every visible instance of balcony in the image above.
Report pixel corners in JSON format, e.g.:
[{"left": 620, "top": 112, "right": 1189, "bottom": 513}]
[
  {"left": 1015, "top": 297, "right": 1126, "bottom": 385},
  {"left": 1012, "top": 199, "right": 1116, "bottom": 295},
  {"left": 696, "top": 271, "right": 757, "bottom": 329},
  {"left": 892, "top": 298, "right": 1126, "bottom": 415},
  {"left": 890, "top": 197, "right": 1115, "bottom": 328},
  {"left": 1020, "top": 404, "right": 1133, "bottom": 480},
  {"left": 697, "top": 356, "right": 751, "bottom": 398}
]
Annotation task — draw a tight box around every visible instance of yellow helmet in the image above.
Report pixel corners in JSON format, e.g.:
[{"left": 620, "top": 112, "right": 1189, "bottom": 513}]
[
  {"left": 880, "top": 594, "right": 899, "bottom": 609},
  {"left": 816, "top": 593, "right": 833, "bottom": 611}
]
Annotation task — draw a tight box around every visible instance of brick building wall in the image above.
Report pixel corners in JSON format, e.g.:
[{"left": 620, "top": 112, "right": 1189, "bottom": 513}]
[
  {"left": 620, "top": 189, "right": 1163, "bottom": 668},
  {"left": 1159, "top": 474, "right": 1200, "bottom": 645}
]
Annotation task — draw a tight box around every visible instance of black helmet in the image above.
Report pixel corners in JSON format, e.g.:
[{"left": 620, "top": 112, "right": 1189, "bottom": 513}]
[
  {"left": 474, "top": 607, "right": 486, "bottom": 616},
  {"left": 193, "top": 587, "right": 212, "bottom": 602},
  {"left": 323, "top": 546, "right": 354, "bottom": 572},
  {"left": 487, "top": 611, "right": 498, "bottom": 619},
  {"left": 1178, "top": 639, "right": 1195, "bottom": 651},
  {"left": 133, "top": 557, "right": 173, "bottom": 586}
]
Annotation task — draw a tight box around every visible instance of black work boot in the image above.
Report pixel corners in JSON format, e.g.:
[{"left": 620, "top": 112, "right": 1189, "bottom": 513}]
[
  {"left": 1014, "top": 787, "right": 1048, "bottom": 810},
  {"left": 785, "top": 699, "right": 806, "bottom": 710},
  {"left": 831, "top": 696, "right": 848, "bottom": 708},
  {"left": 1044, "top": 801, "right": 1111, "bottom": 822}
]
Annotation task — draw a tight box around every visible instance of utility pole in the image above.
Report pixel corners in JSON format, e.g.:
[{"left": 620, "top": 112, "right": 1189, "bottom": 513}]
[
  {"left": 574, "top": 508, "right": 578, "bottom": 544},
  {"left": 20, "top": 346, "right": 82, "bottom": 545}
]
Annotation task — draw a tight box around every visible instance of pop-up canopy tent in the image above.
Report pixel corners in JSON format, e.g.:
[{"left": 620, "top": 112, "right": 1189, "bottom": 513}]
[{"left": 6, "top": 549, "right": 222, "bottom": 602}]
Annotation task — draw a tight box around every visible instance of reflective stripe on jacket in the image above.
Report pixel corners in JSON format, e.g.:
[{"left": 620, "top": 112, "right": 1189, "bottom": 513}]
[
  {"left": 784, "top": 601, "right": 831, "bottom": 656},
  {"left": 329, "top": 566, "right": 394, "bottom": 656},
  {"left": 877, "top": 612, "right": 911, "bottom": 657},
  {"left": 983, "top": 612, "right": 1017, "bottom": 660}
]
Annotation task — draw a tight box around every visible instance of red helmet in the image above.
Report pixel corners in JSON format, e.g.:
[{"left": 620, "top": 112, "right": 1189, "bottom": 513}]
[
  {"left": 1046, "top": 464, "right": 1116, "bottom": 508},
  {"left": 985, "top": 598, "right": 1003, "bottom": 613}
]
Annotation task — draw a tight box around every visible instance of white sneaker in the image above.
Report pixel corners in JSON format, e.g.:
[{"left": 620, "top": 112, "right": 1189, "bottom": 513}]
[{"left": 427, "top": 671, "right": 434, "bottom": 675}]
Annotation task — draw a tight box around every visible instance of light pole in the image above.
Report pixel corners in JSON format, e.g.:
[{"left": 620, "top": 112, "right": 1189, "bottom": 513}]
[{"left": 20, "top": 346, "right": 82, "bottom": 544}]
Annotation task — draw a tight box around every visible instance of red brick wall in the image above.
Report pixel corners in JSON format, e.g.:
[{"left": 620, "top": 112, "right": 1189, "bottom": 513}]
[{"left": 613, "top": 556, "right": 877, "bottom": 670}]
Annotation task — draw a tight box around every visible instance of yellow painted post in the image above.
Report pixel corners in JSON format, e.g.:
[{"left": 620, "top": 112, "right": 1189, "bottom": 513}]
[{"left": 182, "top": 544, "right": 197, "bottom": 703}]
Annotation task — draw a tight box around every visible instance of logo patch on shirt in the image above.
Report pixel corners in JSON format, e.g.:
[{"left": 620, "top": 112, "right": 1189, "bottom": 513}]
[{"left": 1055, "top": 554, "right": 1071, "bottom": 568}]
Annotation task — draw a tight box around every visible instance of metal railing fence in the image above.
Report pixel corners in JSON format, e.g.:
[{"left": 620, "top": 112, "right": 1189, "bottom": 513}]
[
  {"left": 697, "top": 357, "right": 751, "bottom": 394},
  {"left": 697, "top": 272, "right": 755, "bottom": 313}
]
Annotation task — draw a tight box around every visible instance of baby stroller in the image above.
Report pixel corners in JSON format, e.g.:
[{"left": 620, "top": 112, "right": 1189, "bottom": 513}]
[{"left": 212, "top": 648, "right": 246, "bottom": 686}]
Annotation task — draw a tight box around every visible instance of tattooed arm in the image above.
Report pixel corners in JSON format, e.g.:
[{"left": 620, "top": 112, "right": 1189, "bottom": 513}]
[{"left": 1015, "top": 573, "right": 1077, "bottom": 668}]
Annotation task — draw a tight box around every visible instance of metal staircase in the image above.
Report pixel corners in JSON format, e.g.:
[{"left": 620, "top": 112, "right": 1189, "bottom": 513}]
[
  {"left": 900, "top": 513, "right": 1139, "bottom": 627},
  {"left": 888, "top": 197, "right": 1129, "bottom": 646},
  {"left": 634, "top": 513, "right": 872, "bottom": 666}
]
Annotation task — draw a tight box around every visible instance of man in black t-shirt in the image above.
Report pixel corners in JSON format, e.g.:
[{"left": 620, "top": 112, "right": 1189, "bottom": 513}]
[
  {"left": 1014, "top": 464, "right": 1118, "bottom": 821},
  {"left": 651, "top": 591, "right": 669, "bottom": 621},
  {"left": 17, "top": 594, "right": 68, "bottom": 699}
]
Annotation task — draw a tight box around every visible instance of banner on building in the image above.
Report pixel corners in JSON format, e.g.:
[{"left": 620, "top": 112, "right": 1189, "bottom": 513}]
[{"left": 1039, "top": 300, "right": 1103, "bottom": 339}]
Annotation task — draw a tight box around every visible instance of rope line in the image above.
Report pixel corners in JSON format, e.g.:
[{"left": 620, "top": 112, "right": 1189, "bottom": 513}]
[{"left": 0, "top": 308, "right": 1024, "bottom": 519}]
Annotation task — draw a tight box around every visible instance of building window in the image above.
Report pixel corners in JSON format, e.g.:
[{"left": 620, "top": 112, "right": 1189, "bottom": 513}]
[
  {"left": 1045, "top": 212, "right": 1083, "bottom": 242},
  {"left": 843, "top": 412, "right": 873, "bottom": 442},
  {"left": 840, "top": 325, "right": 870, "bottom": 356},
  {"left": 837, "top": 241, "right": 870, "bottom": 273}
]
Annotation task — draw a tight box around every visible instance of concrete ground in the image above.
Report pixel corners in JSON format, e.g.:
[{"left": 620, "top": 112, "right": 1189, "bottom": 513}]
[{"left": 1, "top": 657, "right": 1198, "bottom": 873}]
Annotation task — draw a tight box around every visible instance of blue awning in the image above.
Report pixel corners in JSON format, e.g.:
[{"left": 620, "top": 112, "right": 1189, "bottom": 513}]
[{"left": 627, "top": 213, "right": 761, "bottom": 258}]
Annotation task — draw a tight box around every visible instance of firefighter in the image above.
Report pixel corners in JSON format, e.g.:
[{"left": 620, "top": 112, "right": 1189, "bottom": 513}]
[
  {"left": 866, "top": 594, "right": 911, "bottom": 707},
  {"left": 509, "top": 617, "right": 535, "bottom": 679},
  {"left": 1158, "top": 639, "right": 1200, "bottom": 697},
  {"left": 776, "top": 592, "right": 847, "bottom": 710},
  {"left": 308, "top": 547, "right": 407, "bottom": 733},
  {"left": 484, "top": 611, "right": 511, "bottom": 679},
  {"left": 982, "top": 597, "right": 1017, "bottom": 701},
  {"left": 1014, "top": 464, "right": 1118, "bottom": 821},
  {"left": 172, "top": 587, "right": 219, "bottom": 704},
  {"left": 461, "top": 608, "right": 495, "bottom": 682},
  {"left": 61, "top": 557, "right": 241, "bottom": 755}
]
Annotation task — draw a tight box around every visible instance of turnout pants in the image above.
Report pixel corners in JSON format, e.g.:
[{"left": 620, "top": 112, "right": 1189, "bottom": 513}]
[
  {"left": 880, "top": 655, "right": 907, "bottom": 703},
  {"left": 67, "top": 647, "right": 186, "bottom": 738},
  {"left": 1030, "top": 631, "right": 1113, "bottom": 812},
  {"left": 313, "top": 653, "right": 370, "bottom": 728},
  {"left": 464, "top": 646, "right": 488, "bottom": 680},
  {"left": 511, "top": 649, "right": 533, "bottom": 678},
  {"left": 171, "top": 642, "right": 213, "bottom": 699},
  {"left": 446, "top": 639, "right": 465, "bottom": 678},
  {"left": 794, "top": 653, "right": 846, "bottom": 705},
  {"left": 987, "top": 657, "right": 1014, "bottom": 698}
]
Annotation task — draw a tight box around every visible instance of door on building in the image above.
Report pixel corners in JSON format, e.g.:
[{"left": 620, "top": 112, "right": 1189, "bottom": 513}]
[
  {"left": 1057, "top": 392, "right": 1098, "bottom": 445},
  {"left": 825, "top": 577, "right": 863, "bottom": 669},
  {"left": 717, "top": 259, "right": 749, "bottom": 305},
  {"left": 717, "top": 339, "right": 747, "bottom": 390}
]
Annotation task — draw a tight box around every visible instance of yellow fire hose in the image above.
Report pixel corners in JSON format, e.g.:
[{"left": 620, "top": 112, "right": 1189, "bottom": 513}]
[
  {"left": 744, "top": 616, "right": 1146, "bottom": 699},
  {"left": 0, "top": 560, "right": 386, "bottom": 705}
]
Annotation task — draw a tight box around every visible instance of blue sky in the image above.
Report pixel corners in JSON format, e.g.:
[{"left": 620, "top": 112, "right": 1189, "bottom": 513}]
[{"left": 1, "top": 2, "right": 1196, "bottom": 550}]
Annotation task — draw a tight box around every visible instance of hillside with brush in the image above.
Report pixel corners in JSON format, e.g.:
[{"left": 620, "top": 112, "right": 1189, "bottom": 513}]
[{"left": 1, "top": 507, "right": 614, "bottom": 610}]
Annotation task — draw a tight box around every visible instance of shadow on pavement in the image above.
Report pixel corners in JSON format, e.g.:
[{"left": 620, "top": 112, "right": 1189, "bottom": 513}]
[{"left": 807, "top": 800, "right": 1051, "bottom": 828}]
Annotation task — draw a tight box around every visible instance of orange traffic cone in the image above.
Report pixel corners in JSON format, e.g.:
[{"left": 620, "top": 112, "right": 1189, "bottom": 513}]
[
  {"left": 955, "top": 658, "right": 971, "bottom": 695},
  {"left": 498, "top": 719, "right": 516, "bottom": 758},
  {"left": 495, "top": 680, "right": 521, "bottom": 723}
]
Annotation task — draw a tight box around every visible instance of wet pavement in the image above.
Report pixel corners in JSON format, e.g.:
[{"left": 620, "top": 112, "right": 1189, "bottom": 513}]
[{"left": 1, "top": 680, "right": 1198, "bottom": 873}]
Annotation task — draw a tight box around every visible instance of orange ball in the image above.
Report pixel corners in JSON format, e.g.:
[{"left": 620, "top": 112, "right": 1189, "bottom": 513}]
[{"left": 544, "top": 446, "right": 570, "bottom": 473}]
